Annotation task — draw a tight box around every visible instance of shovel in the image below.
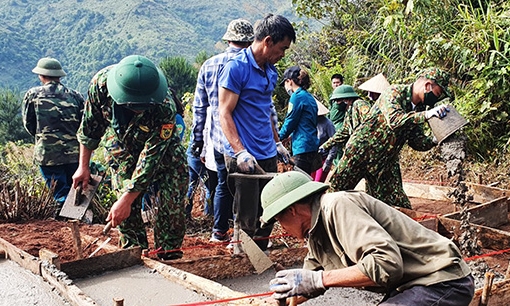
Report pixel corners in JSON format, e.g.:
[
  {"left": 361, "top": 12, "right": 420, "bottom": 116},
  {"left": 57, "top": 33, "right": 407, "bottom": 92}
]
[
  {"left": 239, "top": 229, "right": 274, "bottom": 274},
  {"left": 59, "top": 174, "right": 103, "bottom": 220},
  {"left": 239, "top": 230, "right": 297, "bottom": 306}
]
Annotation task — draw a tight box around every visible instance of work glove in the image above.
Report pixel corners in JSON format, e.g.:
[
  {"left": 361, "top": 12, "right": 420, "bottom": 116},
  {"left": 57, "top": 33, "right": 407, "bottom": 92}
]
[
  {"left": 235, "top": 149, "right": 257, "bottom": 174},
  {"left": 276, "top": 141, "right": 291, "bottom": 164},
  {"left": 190, "top": 140, "right": 204, "bottom": 158},
  {"left": 425, "top": 104, "right": 450, "bottom": 120},
  {"left": 269, "top": 269, "right": 326, "bottom": 300}
]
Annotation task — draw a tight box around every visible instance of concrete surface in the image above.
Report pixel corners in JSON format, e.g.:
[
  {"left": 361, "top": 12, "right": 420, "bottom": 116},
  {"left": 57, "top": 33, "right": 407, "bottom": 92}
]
[
  {"left": 0, "top": 258, "right": 69, "bottom": 306},
  {"left": 217, "top": 266, "right": 384, "bottom": 305},
  {"left": 74, "top": 264, "right": 210, "bottom": 305}
]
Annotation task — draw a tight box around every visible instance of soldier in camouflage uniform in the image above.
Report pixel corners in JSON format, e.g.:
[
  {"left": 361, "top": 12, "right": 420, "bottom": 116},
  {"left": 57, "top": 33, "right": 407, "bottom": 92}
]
[
  {"left": 320, "top": 85, "right": 371, "bottom": 176},
  {"left": 22, "top": 57, "right": 84, "bottom": 215},
  {"left": 329, "top": 68, "right": 451, "bottom": 208},
  {"left": 72, "top": 55, "right": 188, "bottom": 260}
]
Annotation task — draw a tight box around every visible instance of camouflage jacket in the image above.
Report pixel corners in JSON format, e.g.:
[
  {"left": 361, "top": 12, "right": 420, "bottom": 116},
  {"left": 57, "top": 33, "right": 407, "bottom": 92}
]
[
  {"left": 322, "top": 98, "right": 372, "bottom": 151},
  {"left": 77, "top": 65, "right": 183, "bottom": 193},
  {"left": 22, "top": 81, "right": 84, "bottom": 166},
  {"left": 344, "top": 84, "right": 435, "bottom": 174}
]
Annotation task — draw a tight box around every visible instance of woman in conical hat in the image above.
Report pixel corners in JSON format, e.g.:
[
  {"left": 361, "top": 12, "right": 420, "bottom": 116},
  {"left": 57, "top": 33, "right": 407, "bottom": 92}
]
[{"left": 358, "top": 73, "right": 390, "bottom": 101}]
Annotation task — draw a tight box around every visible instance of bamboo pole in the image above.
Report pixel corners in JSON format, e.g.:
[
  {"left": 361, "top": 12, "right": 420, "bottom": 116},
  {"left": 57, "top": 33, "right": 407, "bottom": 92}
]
[
  {"left": 480, "top": 272, "right": 495, "bottom": 306},
  {"left": 69, "top": 220, "right": 83, "bottom": 259}
]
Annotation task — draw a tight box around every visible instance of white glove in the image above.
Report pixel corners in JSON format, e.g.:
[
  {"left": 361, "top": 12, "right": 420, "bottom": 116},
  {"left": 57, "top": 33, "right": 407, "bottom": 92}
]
[
  {"left": 235, "top": 150, "right": 257, "bottom": 174},
  {"left": 269, "top": 269, "right": 326, "bottom": 299},
  {"left": 425, "top": 104, "right": 450, "bottom": 119},
  {"left": 276, "top": 141, "right": 291, "bottom": 164}
]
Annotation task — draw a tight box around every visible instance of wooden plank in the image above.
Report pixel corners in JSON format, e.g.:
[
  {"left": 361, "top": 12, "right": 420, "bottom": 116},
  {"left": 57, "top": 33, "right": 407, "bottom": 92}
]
[
  {"left": 403, "top": 182, "right": 453, "bottom": 201},
  {"left": 60, "top": 247, "right": 142, "bottom": 279},
  {"left": 0, "top": 236, "right": 40, "bottom": 275},
  {"left": 469, "top": 278, "right": 510, "bottom": 306},
  {"left": 40, "top": 261, "right": 98, "bottom": 306},
  {"left": 394, "top": 207, "right": 439, "bottom": 231},
  {"left": 39, "top": 248, "right": 60, "bottom": 270},
  {"left": 467, "top": 182, "right": 510, "bottom": 204},
  {"left": 142, "top": 257, "right": 268, "bottom": 305},
  {"left": 438, "top": 216, "right": 510, "bottom": 250},
  {"left": 443, "top": 197, "right": 509, "bottom": 228}
]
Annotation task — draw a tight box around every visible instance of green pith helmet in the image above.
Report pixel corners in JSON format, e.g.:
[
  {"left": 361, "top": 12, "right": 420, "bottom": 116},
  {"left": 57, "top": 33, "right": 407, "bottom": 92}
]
[
  {"left": 330, "top": 84, "right": 360, "bottom": 100},
  {"left": 222, "top": 18, "right": 254, "bottom": 42},
  {"left": 106, "top": 55, "right": 168, "bottom": 109},
  {"left": 260, "top": 171, "right": 329, "bottom": 224},
  {"left": 417, "top": 67, "right": 452, "bottom": 98},
  {"left": 32, "top": 57, "right": 67, "bottom": 77}
]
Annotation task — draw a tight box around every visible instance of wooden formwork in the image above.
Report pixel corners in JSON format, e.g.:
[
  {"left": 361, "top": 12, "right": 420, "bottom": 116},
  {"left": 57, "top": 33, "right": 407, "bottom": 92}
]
[
  {"left": 1, "top": 181, "right": 509, "bottom": 305},
  {"left": 0, "top": 231, "right": 267, "bottom": 306},
  {"left": 401, "top": 181, "right": 510, "bottom": 306}
]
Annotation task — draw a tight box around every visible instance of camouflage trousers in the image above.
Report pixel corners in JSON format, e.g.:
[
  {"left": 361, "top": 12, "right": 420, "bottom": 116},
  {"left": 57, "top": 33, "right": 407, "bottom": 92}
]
[
  {"left": 328, "top": 155, "right": 412, "bottom": 209},
  {"left": 111, "top": 150, "right": 188, "bottom": 253}
]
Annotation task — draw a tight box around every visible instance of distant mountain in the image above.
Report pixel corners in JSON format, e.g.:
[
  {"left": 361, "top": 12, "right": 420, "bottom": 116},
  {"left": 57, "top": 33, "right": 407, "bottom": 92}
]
[{"left": 0, "top": 0, "right": 298, "bottom": 93}]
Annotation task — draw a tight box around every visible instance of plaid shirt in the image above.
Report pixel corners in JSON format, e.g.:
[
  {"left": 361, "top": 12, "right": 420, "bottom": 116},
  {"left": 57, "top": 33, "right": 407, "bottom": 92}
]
[{"left": 192, "top": 46, "right": 243, "bottom": 153}]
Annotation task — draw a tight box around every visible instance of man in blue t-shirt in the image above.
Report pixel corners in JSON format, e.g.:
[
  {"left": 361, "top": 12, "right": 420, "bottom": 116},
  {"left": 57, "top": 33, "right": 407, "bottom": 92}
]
[{"left": 218, "top": 14, "right": 296, "bottom": 250}]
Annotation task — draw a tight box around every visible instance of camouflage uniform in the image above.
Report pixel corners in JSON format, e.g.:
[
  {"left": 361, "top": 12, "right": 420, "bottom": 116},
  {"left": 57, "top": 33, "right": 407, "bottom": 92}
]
[
  {"left": 77, "top": 66, "right": 188, "bottom": 252},
  {"left": 22, "top": 80, "right": 84, "bottom": 205},
  {"left": 329, "top": 85, "right": 436, "bottom": 208},
  {"left": 321, "top": 98, "right": 372, "bottom": 152}
]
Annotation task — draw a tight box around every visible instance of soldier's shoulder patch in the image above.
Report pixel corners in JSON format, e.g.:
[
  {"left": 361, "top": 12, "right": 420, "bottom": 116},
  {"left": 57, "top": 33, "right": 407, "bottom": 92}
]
[
  {"left": 160, "top": 123, "right": 174, "bottom": 140},
  {"left": 359, "top": 104, "right": 371, "bottom": 115}
]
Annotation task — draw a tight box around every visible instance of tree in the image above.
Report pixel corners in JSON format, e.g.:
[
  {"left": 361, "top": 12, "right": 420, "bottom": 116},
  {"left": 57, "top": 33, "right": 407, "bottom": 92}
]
[
  {"left": 0, "top": 88, "right": 32, "bottom": 144},
  {"left": 291, "top": 0, "right": 510, "bottom": 160},
  {"left": 159, "top": 56, "right": 199, "bottom": 99}
]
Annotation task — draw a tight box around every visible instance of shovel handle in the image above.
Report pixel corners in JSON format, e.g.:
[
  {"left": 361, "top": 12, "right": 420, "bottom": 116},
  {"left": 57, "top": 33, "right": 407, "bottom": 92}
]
[{"left": 103, "top": 221, "right": 112, "bottom": 236}]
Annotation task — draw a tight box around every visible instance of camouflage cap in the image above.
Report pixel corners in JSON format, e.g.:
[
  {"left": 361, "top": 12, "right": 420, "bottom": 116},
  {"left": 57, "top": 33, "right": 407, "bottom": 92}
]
[
  {"left": 222, "top": 18, "right": 254, "bottom": 42},
  {"left": 417, "top": 67, "right": 452, "bottom": 98},
  {"left": 32, "top": 57, "right": 67, "bottom": 77}
]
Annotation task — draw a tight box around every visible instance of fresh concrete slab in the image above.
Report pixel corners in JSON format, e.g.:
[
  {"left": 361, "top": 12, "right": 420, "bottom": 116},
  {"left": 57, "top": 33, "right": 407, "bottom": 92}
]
[
  {"left": 0, "top": 259, "right": 69, "bottom": 306},
  {"left": 74, "top": 264, "right": 210, "bottom": 305}
]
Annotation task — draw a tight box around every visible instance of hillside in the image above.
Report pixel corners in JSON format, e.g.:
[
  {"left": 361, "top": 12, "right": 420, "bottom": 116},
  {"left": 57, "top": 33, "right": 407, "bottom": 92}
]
[{"left": 0, "top": 0, "right": 297, "bottom": 93}]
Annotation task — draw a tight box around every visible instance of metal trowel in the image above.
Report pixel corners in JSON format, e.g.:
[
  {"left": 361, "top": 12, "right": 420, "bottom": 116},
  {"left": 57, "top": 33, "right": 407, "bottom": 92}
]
[{"left": 59, "top": 174, "right": 103, "bottom": 220}]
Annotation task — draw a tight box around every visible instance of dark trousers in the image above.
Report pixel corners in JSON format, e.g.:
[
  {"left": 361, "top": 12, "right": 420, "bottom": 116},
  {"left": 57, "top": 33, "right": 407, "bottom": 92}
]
[
  {"left": 226, "top": 155, "right": 277, "bottom": 251},
  {"left": 380, "top": 275, "right": 475, "bottom": 306},
  {"left": 39, "top": 163, "right": 79, "bottom": 216}
]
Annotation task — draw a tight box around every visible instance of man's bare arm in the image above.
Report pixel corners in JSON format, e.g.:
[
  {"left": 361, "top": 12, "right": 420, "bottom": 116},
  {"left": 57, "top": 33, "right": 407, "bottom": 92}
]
[{"left": 219, "top": 87, "right": 244, "bottom": 154}]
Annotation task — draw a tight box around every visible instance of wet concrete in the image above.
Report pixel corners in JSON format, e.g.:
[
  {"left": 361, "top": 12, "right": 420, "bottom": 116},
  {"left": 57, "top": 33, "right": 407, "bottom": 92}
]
[
  {"left": 217, "top": 266, "right": 384, "bottom": 305},
  {"left": 74, "top": 264, "right": 210, "bottom": 305},
  {"left": 0, "top": 258, "right": 69, "bottom": 305}
]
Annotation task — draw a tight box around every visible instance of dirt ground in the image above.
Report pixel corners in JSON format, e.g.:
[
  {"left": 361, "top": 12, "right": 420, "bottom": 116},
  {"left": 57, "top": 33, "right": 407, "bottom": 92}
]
[
  {"left": 1, "top": 149, "right": 509, "bottom": 281},
  {"left": 1, "top": 196, "right": 508, "bottom": 282}
]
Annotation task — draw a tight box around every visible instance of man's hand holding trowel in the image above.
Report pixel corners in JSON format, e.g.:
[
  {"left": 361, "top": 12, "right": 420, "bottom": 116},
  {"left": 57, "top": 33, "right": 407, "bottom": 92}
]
[{"left": 72, "top": 145, "right": 139, "bottom": 228}]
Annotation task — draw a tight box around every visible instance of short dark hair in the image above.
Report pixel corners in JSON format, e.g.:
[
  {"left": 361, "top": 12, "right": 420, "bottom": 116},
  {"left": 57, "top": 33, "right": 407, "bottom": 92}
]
[
  {"left": 254, "top": 14, "right": 296, "bottom": 44},
  {"left": 331, "top": 73, "right": 344, "bottom": 82}
]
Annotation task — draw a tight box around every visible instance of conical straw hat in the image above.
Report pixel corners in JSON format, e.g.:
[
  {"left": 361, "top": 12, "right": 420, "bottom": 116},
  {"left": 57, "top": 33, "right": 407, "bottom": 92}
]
[
  {"left": 315, "top": 98, "right": 329, "bottom": 116},
  {"left": 358, "top": 73, "right": 391, "bottom": 94}
]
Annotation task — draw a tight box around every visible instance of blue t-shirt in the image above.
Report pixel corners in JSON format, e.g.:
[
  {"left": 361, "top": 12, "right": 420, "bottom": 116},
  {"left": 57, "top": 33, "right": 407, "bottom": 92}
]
[
  {"left": 218, "top": 47, "right": 278, "bottom": 160},
  {"left": 279, "top": 87, "right": 319, "bottom": 155}
]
